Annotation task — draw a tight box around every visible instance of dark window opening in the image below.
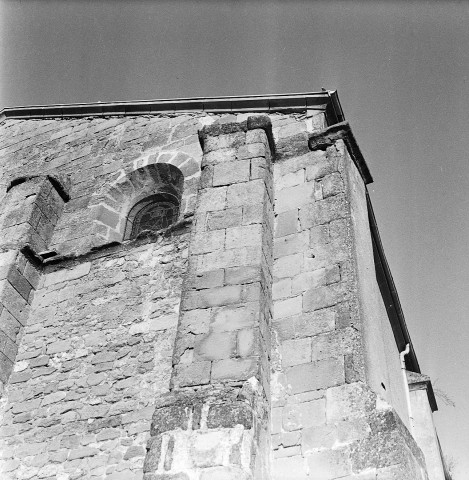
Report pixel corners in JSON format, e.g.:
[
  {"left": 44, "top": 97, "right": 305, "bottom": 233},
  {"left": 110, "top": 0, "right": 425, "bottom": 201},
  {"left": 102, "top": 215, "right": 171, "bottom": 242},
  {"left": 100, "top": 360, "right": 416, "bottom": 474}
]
[{"left": 124, "top": 193, "right": 179, "bottom": 240}]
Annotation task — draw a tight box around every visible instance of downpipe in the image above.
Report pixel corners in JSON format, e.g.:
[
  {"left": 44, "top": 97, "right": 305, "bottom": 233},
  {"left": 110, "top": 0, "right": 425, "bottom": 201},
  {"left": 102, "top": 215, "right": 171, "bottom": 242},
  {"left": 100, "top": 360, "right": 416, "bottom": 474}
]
[{"left": 400, "top": 344, "right": 414, "bottom": 434}]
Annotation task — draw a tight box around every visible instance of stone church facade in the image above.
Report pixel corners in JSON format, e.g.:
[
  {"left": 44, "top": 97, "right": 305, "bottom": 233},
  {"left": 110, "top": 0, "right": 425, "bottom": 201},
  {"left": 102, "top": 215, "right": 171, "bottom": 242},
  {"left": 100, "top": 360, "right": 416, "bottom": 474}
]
[{"left": 0, "top": 92, "right": 449, "bottom": 479}]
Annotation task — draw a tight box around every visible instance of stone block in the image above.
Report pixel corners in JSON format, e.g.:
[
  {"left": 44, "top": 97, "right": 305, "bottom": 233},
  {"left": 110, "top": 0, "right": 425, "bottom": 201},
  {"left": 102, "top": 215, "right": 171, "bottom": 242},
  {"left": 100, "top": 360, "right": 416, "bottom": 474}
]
[
  {"left": 237, "top": 328, "right": 257, "bottom": 357},
  {"left": 274, "top": 253, "right": 302, "bottom": 279},
  {"left": 68, "top": 446, "right": 99, "bottom": 460},
  {"left": 225, "top": 224, "right": 262, "bottom": 250},
  {"left": 0, "top": 281, "right": 29, "bottom": 325},
  {"left": 224, "top": 266, "right": 260, "bottom": 285},
  {"left": 299, "top": 194, "right": 348, "bottom": 229},
  {"left": 321, "top": 172, "right": 344, "bottom": 198},
  {"left": 207, "top": 402, "right": 252, "bottom": 429},
  {"left": 197, "top": 187, "right": 227, "bottom": 213},
  {"left": 276, "top": 169, "right": 305, "bottom": 191},
  {"left": 302, "top": 424, "right": 338, "bottom": 451},
  {"left": 272, "top": 455, "right": 308, "bottom": 480},
  {"left": 197, "top": 331, "right": 236, "bottom": 360},
  {"left": 326, "top": 382, "right": 375, "bottom": 422},
  {"left": 272, "top": 278, "right": 292, "bottom": 301},
  {"left": 1, "top": 334, "right": 17, "bottom": 361},
  {"left": 250, "top": 157, "right": 269, "bottom": 180},
  {"left": 295, "top": 309, "right": 337, "bottom": 337},
  {"left": 212, "top": 160, "right": 250, "bottom": 186},
  {"left": 46, "top": 339, "right": 71, "bottom": 354},
  {"left": 282, "top": 398, "right": 326, "bottom": 431},
  {"left": 196, "top": 246, "right": 262, "bottom": 273},
  {"left": 191, "top": 269, "right": 225, "bottom": 290},
  {"left": 179, "top": 309, "right": 212, "bottom": 335},
  {"left": 281, "top": 337, "right": 312, "bottom": 367},
  {"left": 291, "top": 265, "right": 340, "bottom": 295},
  {"left": 22, "top": 261, "right": 41, "bottom": 290},
  {"left": 203, "top": 131, "right": 245, "bottom": 153},
  {"left": 246, "top": 128, "right": 269, "bottom": 145},
  {"left": 0, "top": 250, "right": 17, "bottom": 269},
  {"left": 190, "top": 430, "right": 228, "bottom": 468},
  {"left": 305, "top": 241, "right": 349, "bottom": 272},
  {"left": 274, "top": 296, "right": 302, "bottom": 320},
  {"left": 242, "top": 204, "right": 264, "bottom": 225},
  {"left": 275, "top": 182, "right": 314, "bottom": 214},
  {"left": 199, "top": 466, "right": 250, "bottom": 480},
  {"left": 210, "top": 304, "right": 257, "bottom": 332},
  {"left": 191, "top": 230, "right": 225, "bottom": 255},
  {"left": 0, "top": 307, "right": 22, "bottom": 342},
  {"left": 274, "top": 446, "right": 301, "bottom": 458},
  {"left": 302, "top": 283, "right": 348, "bottom": 312},
  {"left": 203, "top": 147, "right": 237, "bottom": 165},
  {"left": 311, "top": 327, "right": 359, "bottom": 361},
  {"left": 226, "top": 180, "right": 265, "bottom": 208},
  {"left": 275, "top": 210, "right": 298, "bottom": 238},
  {"left": 124, "top": 445, "right": 146, "bottom": 460},
  {"left": 305, "top": 157, "right": 338, "bottom": 181},
  {"left": 207, "top": 207, "right": 243, "bottom": 231},
  {"left": 306, "top": 448, "right": 352, "bottom": 479},
  {"left": 7, "top": 268, "right": 32, "bottom": 302},
  {"left": 211, "top": 358, "right": 258, "bottom": 382},
  {"left": 302, "top": 419, "right": 369, "bottom": 453},
  {"left": 43, "top": 262, "right": 91, "bottom": 287},
  {"left": 286, "top": 358, "right": 345, "bottom": 394},
  {"left": 274, "top": 231, "right": 308, "bottom": 259},
  {"left": 173, "top": 361, "right": 211, "bottom": 387},
  {"left": 183, "top": 285, "right": 243, "bottom": 310},
  {"left": 29, "top": 355, "right": 50, "bottom": 368},
  {"left": 272, "top": 431, "right": 301, "bottom": 449},
  {"left": 143, "top": 436, "right": 162, "bottom": 473},
  {"left": 237, "top": 142, "right": 267, "bottom": 160},
  {"left": 94, "top": 205, "right": 120, "bottom": 229}
]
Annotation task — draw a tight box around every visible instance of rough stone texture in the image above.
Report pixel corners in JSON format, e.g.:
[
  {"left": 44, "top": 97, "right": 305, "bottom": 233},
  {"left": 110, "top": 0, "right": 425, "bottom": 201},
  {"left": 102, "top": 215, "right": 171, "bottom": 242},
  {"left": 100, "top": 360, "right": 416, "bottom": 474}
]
[
  {"left": 0, "top": 234, "right": 189, "bottom": 480},
  {"left": 0, "top": 108, "right": 439, "bottom": 479},
  {"left": 269, "top": 134, "right": 430, "bottom": 479}
]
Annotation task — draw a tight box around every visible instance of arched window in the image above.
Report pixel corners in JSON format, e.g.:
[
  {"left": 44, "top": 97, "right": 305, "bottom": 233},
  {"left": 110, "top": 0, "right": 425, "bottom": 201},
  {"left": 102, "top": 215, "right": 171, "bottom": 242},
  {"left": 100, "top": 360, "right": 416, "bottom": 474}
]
[{"left": 124, "top": 193, "right": 179, "bottom": 240}]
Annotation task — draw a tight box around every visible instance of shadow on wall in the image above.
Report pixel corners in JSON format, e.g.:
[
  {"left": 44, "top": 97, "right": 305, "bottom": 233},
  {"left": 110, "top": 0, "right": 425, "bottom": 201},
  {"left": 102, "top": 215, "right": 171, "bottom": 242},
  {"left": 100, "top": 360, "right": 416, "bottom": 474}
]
[{"left": 90, "top": 164, "right": 185, "bottom": 248}]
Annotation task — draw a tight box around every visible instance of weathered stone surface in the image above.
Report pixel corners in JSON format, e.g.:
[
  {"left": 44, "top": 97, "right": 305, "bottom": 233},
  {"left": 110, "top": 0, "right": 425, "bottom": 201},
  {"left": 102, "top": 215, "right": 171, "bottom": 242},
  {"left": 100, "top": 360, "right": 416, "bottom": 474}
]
[{"left": 0, "top": 111, "right": 431, "bottom": 480}]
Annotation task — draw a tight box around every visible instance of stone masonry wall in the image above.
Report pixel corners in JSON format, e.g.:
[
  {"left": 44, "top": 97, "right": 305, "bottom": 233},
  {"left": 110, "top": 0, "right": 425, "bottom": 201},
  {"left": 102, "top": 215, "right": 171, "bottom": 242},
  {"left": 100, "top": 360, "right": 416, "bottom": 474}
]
[
  {"left": 269, "top": 135, "right": 428, "bottom": 479},
  {"left": 0, "top": 111, "right": 325, "bottom": 480},
  {"left": 142, "top": 118, "right": 275, "bottom": 480},
  {"left": 0, "top": 233, "right": 189, "bottom": 479},
  {"left": 0, "top": 108, "right": 432, "bottom": 479}
]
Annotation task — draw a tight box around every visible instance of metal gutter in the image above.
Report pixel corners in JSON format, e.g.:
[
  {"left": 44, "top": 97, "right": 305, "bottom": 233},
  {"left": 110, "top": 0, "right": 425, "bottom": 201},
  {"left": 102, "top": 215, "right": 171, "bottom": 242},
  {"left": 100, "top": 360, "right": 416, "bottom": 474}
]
[
  {"left": 367, "top": 192, "right": 421, "bottom": 373},
  {"left": 0, "top": 91, "right": 339, "bottom": 123}
]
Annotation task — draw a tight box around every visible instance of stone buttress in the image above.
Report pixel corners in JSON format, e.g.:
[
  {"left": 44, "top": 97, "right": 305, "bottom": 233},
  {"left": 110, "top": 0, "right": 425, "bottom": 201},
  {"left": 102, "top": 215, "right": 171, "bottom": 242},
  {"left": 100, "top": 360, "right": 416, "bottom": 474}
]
[
  {"left": 0, "top": 174, "right": 70, "bottom": 387},
  {"left": 269, "top": 122, "right": 428, "bottom": 479},
  {"left": 143, "top": 117, "right": 275, "bottom": 480}
]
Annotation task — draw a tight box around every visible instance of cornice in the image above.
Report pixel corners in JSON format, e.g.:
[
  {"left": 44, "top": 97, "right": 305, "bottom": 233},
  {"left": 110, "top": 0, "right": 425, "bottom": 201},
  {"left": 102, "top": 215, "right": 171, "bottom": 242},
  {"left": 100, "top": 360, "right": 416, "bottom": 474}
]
[{"left": 0, "top": 91, "right": 344, "bottom": 124}]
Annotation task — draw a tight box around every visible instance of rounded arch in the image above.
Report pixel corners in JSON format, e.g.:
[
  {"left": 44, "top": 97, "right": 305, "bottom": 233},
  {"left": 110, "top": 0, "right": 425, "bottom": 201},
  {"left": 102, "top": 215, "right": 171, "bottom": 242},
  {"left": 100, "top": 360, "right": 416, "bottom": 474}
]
[
  {"left": 90, "top": 163, "right": 184, "bottom": 246},
  {"left": 123, "top": 193, "right": 180, "bottom": 240}
]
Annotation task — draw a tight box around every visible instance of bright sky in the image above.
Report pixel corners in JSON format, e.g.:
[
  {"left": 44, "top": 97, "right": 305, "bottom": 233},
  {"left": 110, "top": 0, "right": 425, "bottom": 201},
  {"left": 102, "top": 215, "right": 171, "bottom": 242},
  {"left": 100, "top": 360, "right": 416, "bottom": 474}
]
[{"left": 1, "top": 0, "right": 468, "bottom": 476}]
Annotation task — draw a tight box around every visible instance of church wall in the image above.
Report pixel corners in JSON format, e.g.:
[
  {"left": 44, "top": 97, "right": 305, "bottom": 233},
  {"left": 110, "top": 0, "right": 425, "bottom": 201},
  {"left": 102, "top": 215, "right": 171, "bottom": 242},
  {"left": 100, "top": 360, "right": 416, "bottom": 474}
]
[
  {"left": 0, "top": 235, "right": 188, "bottom": 479},
  {"left": 0, "top": 105, "right": 434, "bottom": 479}
]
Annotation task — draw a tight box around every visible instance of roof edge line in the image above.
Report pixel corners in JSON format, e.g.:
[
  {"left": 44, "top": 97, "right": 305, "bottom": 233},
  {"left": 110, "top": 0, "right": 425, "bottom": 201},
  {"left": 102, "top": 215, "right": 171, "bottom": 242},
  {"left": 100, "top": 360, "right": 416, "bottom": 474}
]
[{"left": 0, "top": 91, "right": 340, "bottom": 122}]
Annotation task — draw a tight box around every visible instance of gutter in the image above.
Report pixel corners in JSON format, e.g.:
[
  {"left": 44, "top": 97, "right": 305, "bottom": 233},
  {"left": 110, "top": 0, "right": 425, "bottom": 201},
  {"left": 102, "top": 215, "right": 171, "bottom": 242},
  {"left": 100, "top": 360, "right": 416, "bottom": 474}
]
[
  {"left": 367, "top": 192, "right": 421, "bottom": 373},
  {"left": 0, "top": 91, "right": 341, "bottom": 123}
]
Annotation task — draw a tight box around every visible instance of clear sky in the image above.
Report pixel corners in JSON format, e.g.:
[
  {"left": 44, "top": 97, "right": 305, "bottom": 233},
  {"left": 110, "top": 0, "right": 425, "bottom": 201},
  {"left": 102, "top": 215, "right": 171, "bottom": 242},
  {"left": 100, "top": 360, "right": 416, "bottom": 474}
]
[{"left": 1, "top": 0, "right": 468, "bottom": 476}]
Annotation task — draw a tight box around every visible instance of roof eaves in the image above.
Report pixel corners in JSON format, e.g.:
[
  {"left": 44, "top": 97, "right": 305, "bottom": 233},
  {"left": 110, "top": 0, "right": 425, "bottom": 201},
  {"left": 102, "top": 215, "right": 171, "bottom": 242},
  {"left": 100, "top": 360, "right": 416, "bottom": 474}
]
[{"left": 0, "top": 91, "right": 342, "bottom": 122}]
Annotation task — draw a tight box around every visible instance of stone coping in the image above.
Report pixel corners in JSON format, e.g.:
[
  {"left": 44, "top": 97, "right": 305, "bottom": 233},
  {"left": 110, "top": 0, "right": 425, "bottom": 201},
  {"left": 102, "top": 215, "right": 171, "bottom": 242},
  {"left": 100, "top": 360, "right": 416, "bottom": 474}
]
[
  {"left": 407, "top": 371, "right": 438, "bottom": 412},
  {"left": 0, "top": 91, "right": 345, "bottom": 123},
  {"left": 308, "top": 121, "right": 373, "bottom": 185}
]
